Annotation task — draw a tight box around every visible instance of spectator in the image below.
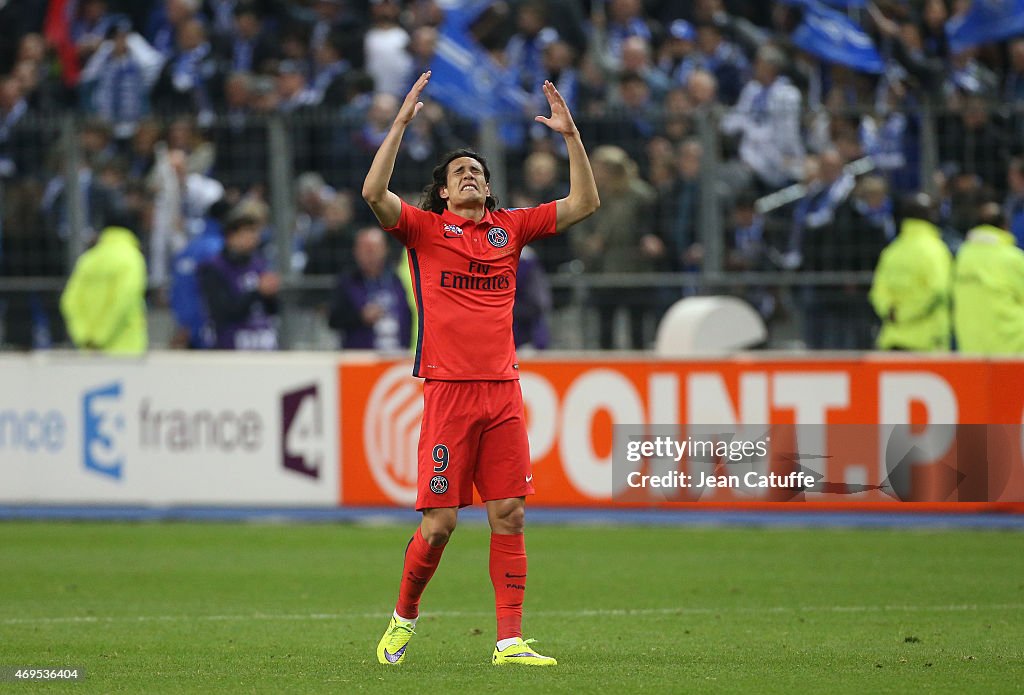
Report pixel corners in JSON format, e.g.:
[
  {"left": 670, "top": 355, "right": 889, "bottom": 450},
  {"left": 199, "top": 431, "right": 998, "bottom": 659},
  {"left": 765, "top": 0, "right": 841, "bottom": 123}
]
[
  {"left": 869, "top": 193, "right": 953, "bottom": 351},
  {"left": 303, "top": 190, "right": 359, "bottom": 276},
  {"left": 571, "top": 145, "right": 658, "bottom": 349},
  {"left": 40, "top": 121, "right": 118, "bottom": 250},
  {"left": 152, "top": 17, "right": 216, "bottom": 125},
  {"left": 1004, "top": 39, "right": 1024, "bottom": 103},
  {"left": 943, "top": 171, "right": 990, "bottom": 248},
  {"left": 364, "top": 0, "right": 412, "bottom": 97},
  {"left": 198, "top": 212, "right": 280, "bottom": 350},
  {"left": 860, "top": 72, "right": 919, "bottom": 194},
  {"left": 529, "top": 32, "right": 578, "bottom": 152},
  {"left": 658, "top": 19, "right": 698, "bottom": 85},
  {"left": 1, "top": 75, "right": 58, "bottom": 350},
  {"left": 0, "top": 76, "right": 33, "bottom": 181},
  {"left": 166, "top": 115, "right": 215, "bottom": 176},
  {"left": 149, "top": 147, "right": 225, "bottom": 287},
  {"left": 799, "top": 174, "right": 889, "bottom": 350},
  {"left": 516, "top": 151, "right": 569, "bottom": 274},
  {"left": 1004, "top": 156, "right": 1024, "bottom": 247},
  {"left": 60, "top": 198, "right": 148, "bottom": 354},
  {"left": 791, "top": 148, "right": 856, "bottom": 263},
  {"left": 209, "top": 71, "right": 266, "bottom": 192},
  {"left": 309, "top": 31, "right": 350, "bottom": 107},
  {"left": 919, "top": 0, "right": 950, "bottom": 61},
  {"left": 655, "top": 139, "right": 703, "bottom": 273},
  {"left": 689, "top": 21, "right": 749, "bottom": 105},
  {"left": 205, "top": 0, "right": 242, "bottom": 38},
  {"left": 147, "top": 0, "right": 202, "bottom": 61},
  {"left": 79, "top": 17, "right": 164, "bottom": 140},
  {"left": 946, "top": 48, "right": 999, "bottom": 98},
  {"left": 619, "top": 36, "right": 671, "bottom": 100},
  {"left": 211, "top": 1, "right": 277, "bottom": 76},
  {"left": 13, "top": 34, "right": 64, "bottom": 112},
  {"left": 406, "top": 26, "right": 438, "bottom": 91},
  {"left": 592, "top": 0, "right": 658, "bottom": 70},
  {"left": 127, "top": 118, "right": 162, "bottom": 179},
  {"left": 506, "top": 1, "right": 553, "bottom": 92},
  {"left": 513, "top": 246, "right": 552, "bottom": 350},
  {"left": 952, "top": 202, "right": 1024, "bottom": 354},
  {"left": 721, "top": 44, "right": 804, "bottom": 190},
  {"left": 168, "top": 198, "right": 229, "bottom": 349},
  {"left": 308, "top": 0, "right": 361, "bottom": 55},
  {"left": 857, "top": 174, "right": 897, "bottom": 242},
  {"left": 724, "top": 190, "right": 777, "bottom": 321},
  {"left": 602, "top": 71, "right": 657, "bottom": 167},
  {"left": 293, "top": 171, "right": 334, "bottom": 250},
  {"left": 275, "top": 59, "right": 317, "bottom": 112},
  {"left": 658, "top": 87, "right": 694, "bottom": 144},
  {"left": 686, "top": 68, "right": 718, "bottom": 108},
  {"left": 938, "top": 93, "right": 1008, "bottom": 196},
  {"left": 328, "top": 226, "right": 410, "bottom": 351},
  {"left": 71, "top": 0, "right": 115, "bottom": 64},
  {"left": 336, "top": 91, "right": 399, "bottom": 190}
]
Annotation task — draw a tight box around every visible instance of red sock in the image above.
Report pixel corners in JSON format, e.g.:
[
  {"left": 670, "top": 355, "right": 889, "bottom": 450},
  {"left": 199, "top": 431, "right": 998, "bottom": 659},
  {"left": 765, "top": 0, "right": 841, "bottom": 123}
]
[
  {"left": 395, "top": 528, "right": 445, "bottom": 620},
  {"left": 489, "top": 533, "right": 527, "bottom": 640}
]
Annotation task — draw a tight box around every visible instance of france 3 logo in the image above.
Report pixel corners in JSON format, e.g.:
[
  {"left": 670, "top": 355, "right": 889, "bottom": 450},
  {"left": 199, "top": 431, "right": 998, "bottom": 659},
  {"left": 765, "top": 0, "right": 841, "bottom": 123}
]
[{"left": 82, "top": 382, "right": 125, "bottom": 480}]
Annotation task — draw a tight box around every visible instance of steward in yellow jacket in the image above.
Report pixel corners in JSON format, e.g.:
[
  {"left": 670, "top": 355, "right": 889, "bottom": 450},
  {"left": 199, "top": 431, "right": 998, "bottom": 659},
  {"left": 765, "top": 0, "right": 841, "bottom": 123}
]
[
  {"left": 60, "top": 225, "right": 148, "bottom": 354},
  {"left": 869, "top": 194, "right": 952, "bottom": 351},
  {"left": 952, "top": 204, "right": 1024, "bottom": 354}
]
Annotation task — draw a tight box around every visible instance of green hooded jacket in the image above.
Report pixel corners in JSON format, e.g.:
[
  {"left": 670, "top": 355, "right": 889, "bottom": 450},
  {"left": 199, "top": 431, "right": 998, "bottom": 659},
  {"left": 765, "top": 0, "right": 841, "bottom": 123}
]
[
  {"left": 952, "top": 224, "right": 1024, "bottom": 354},
  {"left": 60, "top": 226, "right": 148, "bottom": 354},
  {"left": 869, "top": 218, "right": 952, "bottom": 351}
]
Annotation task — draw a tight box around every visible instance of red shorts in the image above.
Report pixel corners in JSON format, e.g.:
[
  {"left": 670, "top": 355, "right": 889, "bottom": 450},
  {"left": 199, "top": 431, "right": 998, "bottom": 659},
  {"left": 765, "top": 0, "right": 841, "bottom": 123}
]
[{"left": 415, "top": 379, "right": 535, "bottom": 510}]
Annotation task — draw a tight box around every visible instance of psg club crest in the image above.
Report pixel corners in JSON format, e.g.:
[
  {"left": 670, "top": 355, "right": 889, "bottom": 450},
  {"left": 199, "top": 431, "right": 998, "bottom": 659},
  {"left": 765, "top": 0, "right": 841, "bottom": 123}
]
[
  {"left": 429, "top": 475, "right": 448, "bottom": 494},
  {"left": 443, "top": 223, "right": 463, "bottom": 238},
  {"left": 487, "top": 227, "right": 509, "bottom": 248}
]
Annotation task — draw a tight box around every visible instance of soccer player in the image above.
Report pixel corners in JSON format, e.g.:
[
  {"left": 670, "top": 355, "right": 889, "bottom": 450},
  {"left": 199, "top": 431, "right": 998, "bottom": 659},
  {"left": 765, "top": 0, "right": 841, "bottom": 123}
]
[{"left": 363, "top": 71, "right": 600, "bottom": 667}]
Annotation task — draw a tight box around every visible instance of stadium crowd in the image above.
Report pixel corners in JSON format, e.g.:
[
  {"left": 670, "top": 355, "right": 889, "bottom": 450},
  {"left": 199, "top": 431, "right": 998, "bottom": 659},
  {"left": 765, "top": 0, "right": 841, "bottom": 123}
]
[{"left": 1, "top": 0, "right": 1023, "bottom": 351}]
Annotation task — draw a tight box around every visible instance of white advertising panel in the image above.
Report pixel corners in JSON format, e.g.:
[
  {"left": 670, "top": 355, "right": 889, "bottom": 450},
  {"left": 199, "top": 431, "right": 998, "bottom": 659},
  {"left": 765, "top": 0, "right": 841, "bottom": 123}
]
[{"left": 0, "top": 352, "right": 339, "bottom": 505}]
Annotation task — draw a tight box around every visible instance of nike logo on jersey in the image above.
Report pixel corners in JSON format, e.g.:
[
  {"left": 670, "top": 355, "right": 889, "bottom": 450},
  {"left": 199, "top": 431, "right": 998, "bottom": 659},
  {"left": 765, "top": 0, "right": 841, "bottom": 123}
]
[
  {"left": 525, "top": 474, "right": 533, "bottom": 483},
  {"left": 443, "top": 223, "right": 464, "bottom": 238}
]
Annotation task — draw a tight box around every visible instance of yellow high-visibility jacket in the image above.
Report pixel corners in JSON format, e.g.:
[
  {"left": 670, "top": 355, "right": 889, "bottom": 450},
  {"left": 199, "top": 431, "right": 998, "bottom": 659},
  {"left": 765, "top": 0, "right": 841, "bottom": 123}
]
[
  {"left": 952, "top": 224, "right": 1024, "bottom": 354},
  {"left": 60, "top": 226, "right": 148, "bottom": 354},
  {"left": 869, "top": 218, "right": 952, "bottom": 351}
]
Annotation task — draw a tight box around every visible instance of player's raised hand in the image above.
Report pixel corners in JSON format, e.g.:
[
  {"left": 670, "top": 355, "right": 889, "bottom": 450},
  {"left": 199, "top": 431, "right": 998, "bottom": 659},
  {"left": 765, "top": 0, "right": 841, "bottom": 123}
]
[
  {"left": 535, "top": 80, "right": 578, "bottom": 136},
  {"left": 396, "top": 71, "right": 431, "bottom": 126}
]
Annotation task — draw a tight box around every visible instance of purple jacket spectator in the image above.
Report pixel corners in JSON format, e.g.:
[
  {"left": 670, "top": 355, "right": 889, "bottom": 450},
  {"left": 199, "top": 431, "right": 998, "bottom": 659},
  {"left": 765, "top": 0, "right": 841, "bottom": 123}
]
[
  {"left": 328, "top": 227, "right": 411, "bottom": 352},
  {"left": 513, "top": 247, "right": 552, "bottom": 350}
]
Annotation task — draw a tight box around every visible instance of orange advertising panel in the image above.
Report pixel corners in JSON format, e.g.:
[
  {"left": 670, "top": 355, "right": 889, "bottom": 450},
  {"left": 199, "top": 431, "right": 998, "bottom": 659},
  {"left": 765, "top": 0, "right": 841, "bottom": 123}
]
[{"left": 338, "top": 357, "right": 1024, "bottom": 510}]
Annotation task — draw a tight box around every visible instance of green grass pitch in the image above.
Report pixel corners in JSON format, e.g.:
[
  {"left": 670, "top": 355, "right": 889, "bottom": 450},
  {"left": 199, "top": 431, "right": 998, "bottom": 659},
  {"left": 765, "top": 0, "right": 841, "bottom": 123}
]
[{"left": 1, "top": 520, "right": 1022, "bottom": 693}]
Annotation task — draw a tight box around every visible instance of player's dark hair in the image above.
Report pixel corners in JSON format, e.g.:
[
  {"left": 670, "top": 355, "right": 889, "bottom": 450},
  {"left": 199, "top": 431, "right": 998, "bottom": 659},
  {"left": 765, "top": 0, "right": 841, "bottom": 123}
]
[{"left": 420, "top": 148, "right": 499, "bottom": 214}]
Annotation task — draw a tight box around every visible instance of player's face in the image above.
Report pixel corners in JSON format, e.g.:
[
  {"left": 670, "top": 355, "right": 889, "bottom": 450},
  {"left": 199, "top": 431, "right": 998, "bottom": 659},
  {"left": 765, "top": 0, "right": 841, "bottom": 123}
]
[{"left": 440, "top": 157, "right": 490, "bottom": 208}]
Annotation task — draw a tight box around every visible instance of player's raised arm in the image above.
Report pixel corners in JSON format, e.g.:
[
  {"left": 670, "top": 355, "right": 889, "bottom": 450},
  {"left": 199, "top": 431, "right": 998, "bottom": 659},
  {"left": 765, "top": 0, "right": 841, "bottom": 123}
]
[
  {"left": 535, "top": 80, "right": 601, "bottom": 231},
  {"left": 361, "top": 71, "right": 431, "bottom": 229}
]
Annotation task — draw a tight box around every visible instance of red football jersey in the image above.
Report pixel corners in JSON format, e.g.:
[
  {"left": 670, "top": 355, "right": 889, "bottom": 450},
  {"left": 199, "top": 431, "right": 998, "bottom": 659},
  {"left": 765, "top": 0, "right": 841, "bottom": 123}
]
[{"left": 383, "top": 199, "right": 557, "bottom": 380}]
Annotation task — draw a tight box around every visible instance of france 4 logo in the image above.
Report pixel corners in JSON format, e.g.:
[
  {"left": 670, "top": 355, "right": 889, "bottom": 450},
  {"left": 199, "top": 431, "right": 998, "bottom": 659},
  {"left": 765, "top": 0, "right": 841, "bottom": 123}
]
[
  {"left": 82, "top": 382, "right": 126, "bottom": 480},
  {"left": 281, "top": 384, "right": 323, "bottom": 479}
]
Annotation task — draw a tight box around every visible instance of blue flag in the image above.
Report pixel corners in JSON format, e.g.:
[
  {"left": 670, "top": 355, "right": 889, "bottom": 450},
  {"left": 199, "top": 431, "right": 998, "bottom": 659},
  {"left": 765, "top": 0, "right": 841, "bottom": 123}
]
[
  {"left": 791, "top": 1, "right": 885, "bottom": 74},
  {"left": 427, "top": 0, "right": 531, "bottom": 121},
  {"left": 947, "top": 0, "right": 1024, "bottom": 54}
]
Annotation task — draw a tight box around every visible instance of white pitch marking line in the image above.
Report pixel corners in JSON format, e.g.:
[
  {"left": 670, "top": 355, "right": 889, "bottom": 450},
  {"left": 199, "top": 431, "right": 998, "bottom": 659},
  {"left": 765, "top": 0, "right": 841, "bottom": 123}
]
[{"left": 3, "top": 604, "right": 1023, "bottom": 626}]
